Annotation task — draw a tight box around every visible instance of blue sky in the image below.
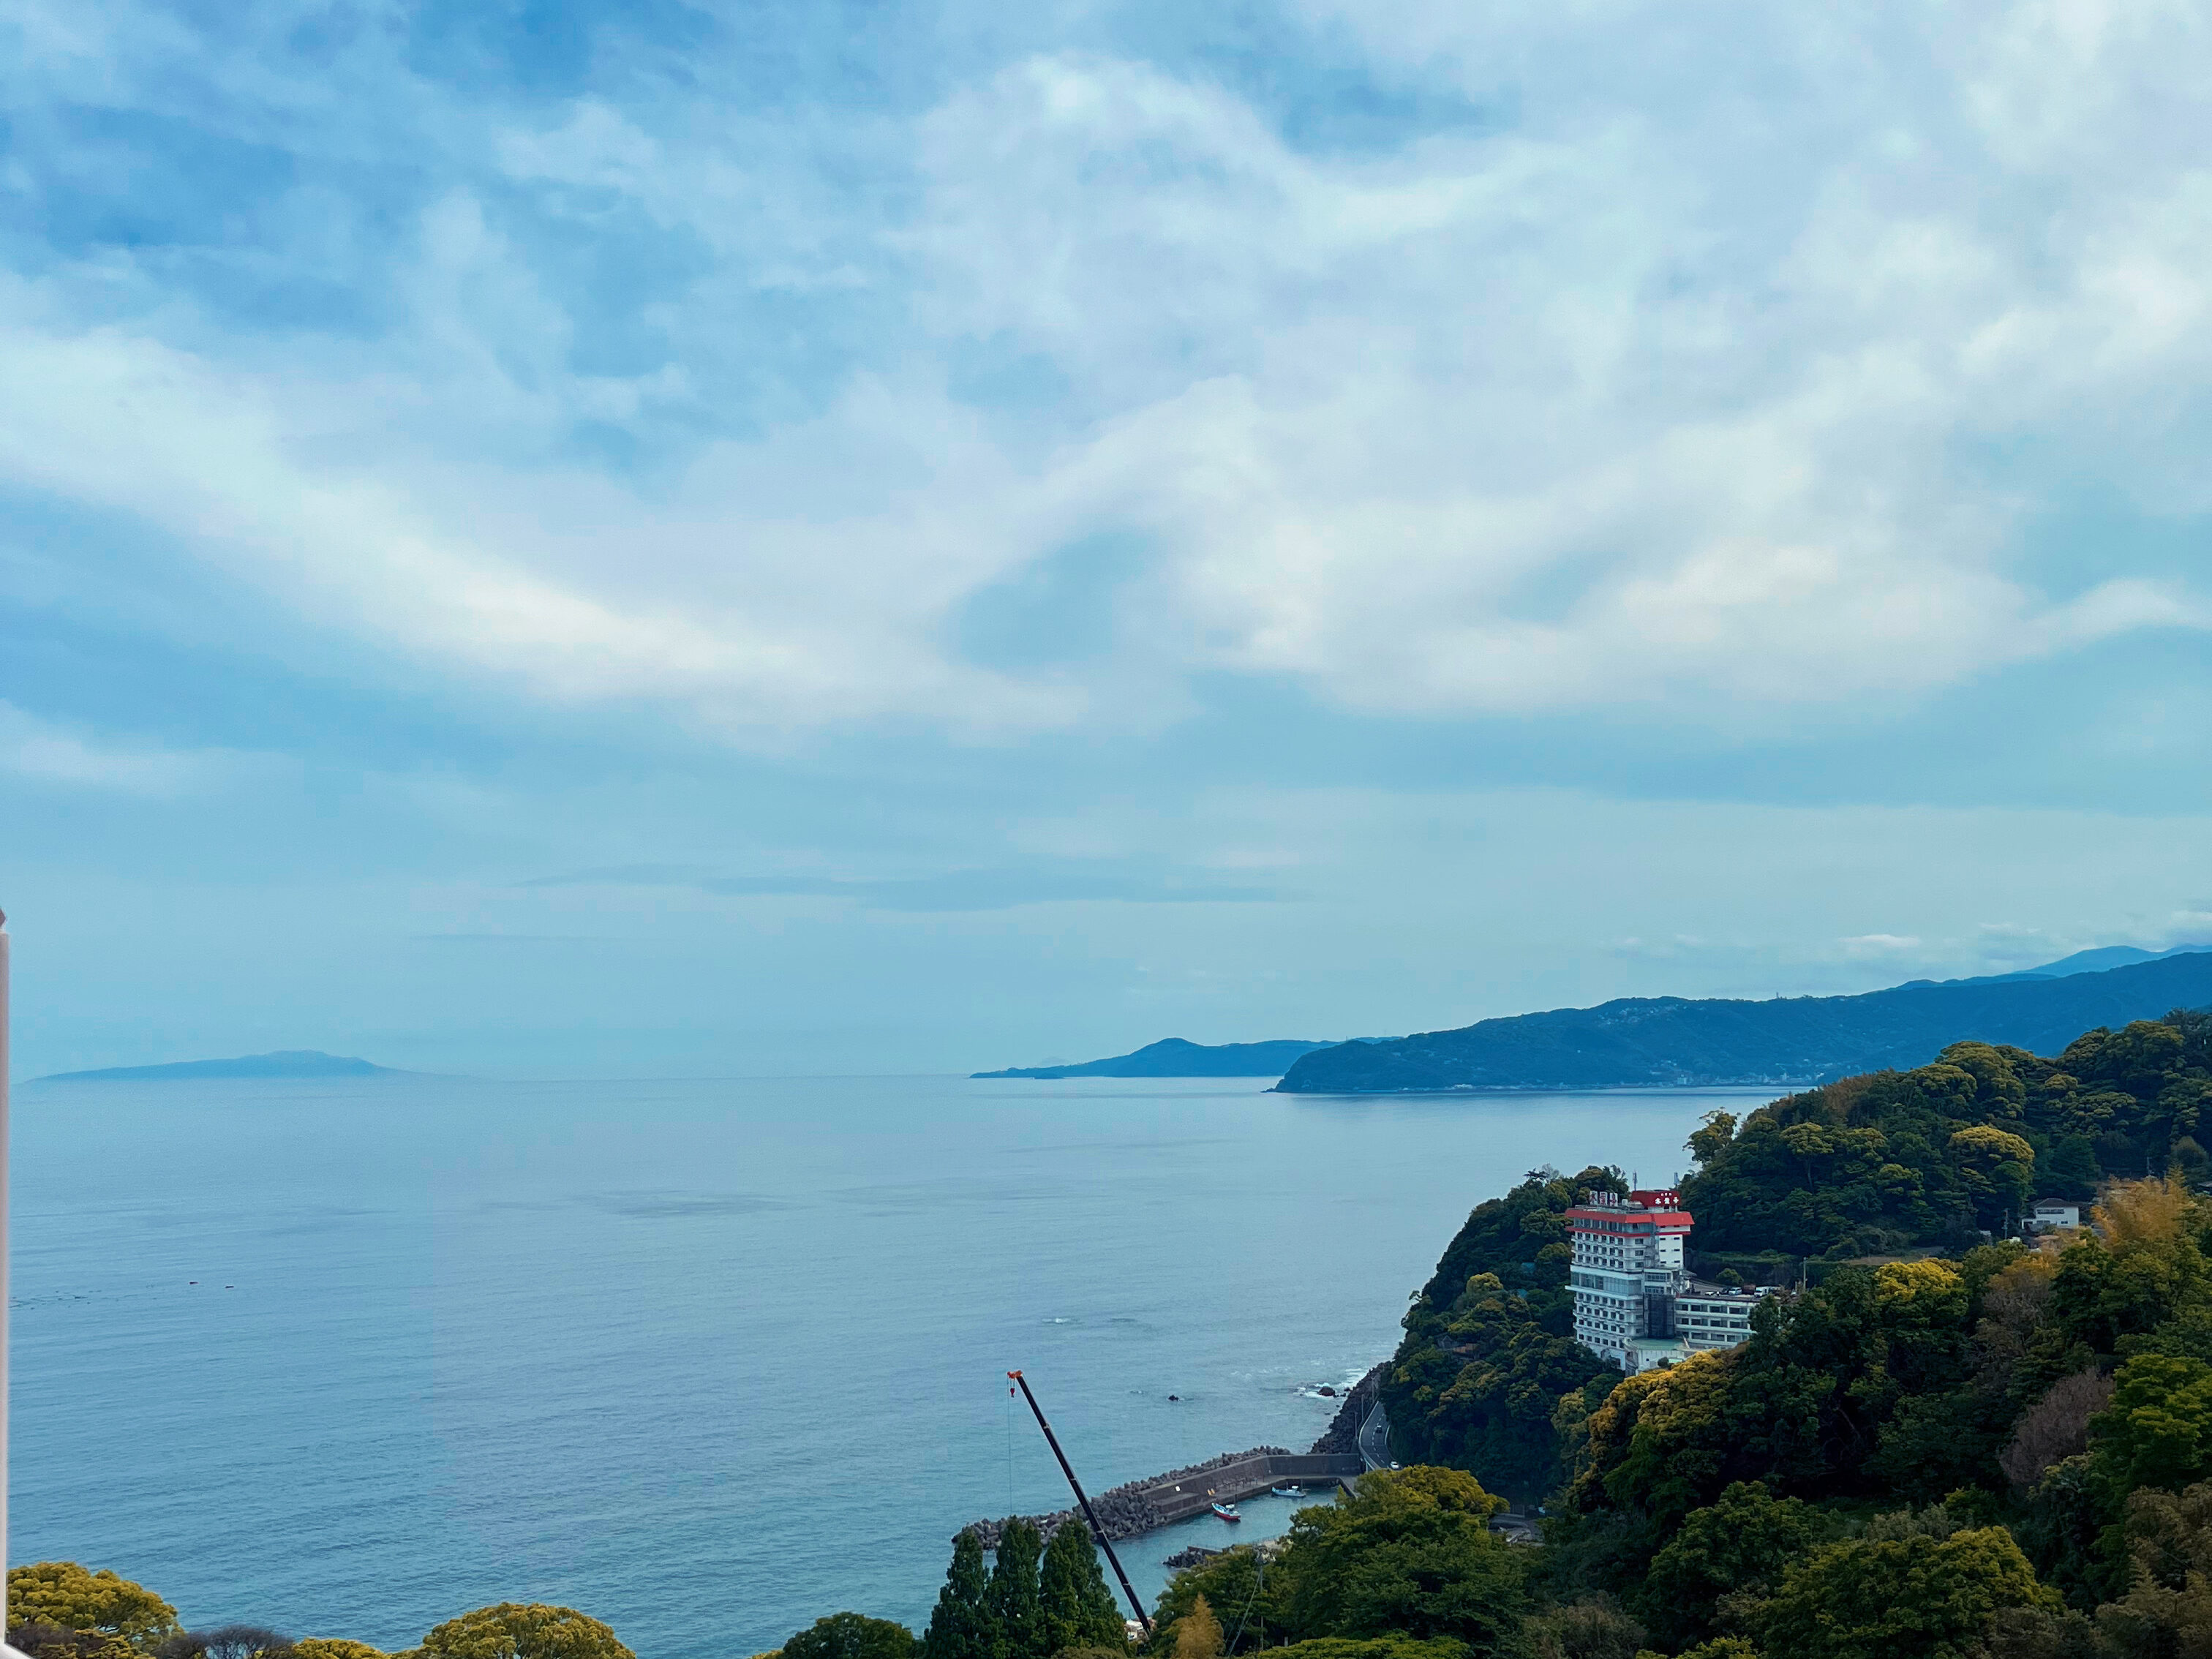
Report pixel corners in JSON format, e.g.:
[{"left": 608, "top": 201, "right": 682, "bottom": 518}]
[{"left": 4, "top": 0, "right": 2211, "bottom": 1077}]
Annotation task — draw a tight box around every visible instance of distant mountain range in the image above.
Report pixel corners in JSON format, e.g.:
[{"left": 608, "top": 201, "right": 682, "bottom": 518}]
[
  {"left": 973, "top": 1037, "right": 1345, "bottom": 1079},
  {"left": 1274, "top": 948, "right": 2212, "bottom": 1094},
  {"left": 37, "top": 1050, "right": 399, "bottom": 1083},
  {"left": 1911, "top": 942, "right": 2212, "bottom": 988},
  {"left": 975, "top": 944, "right": 2212, "bottom": 1089}
]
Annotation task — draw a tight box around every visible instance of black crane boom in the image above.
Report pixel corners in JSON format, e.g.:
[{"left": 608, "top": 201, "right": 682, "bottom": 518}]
[{"left": 1007, "top": 1369, "right": 1153, "bottom": 1634}]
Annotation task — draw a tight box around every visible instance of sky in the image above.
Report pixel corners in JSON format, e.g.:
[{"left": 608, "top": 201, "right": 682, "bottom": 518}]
[{"left": 4, "top": 0, "right": 2211, "bottom": 1077}]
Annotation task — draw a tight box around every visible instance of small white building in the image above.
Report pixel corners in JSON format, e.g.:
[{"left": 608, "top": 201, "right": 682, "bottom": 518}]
[
  {"left": 2028, "top": 1199, "right": 2083, "bottom": 1233},
  {"left": 1625, "top": 1336, "right": 1690, "bottom": 1374},
  {"left": 1674, "top": 1281, "right": 1775, "bottom": 1354}
]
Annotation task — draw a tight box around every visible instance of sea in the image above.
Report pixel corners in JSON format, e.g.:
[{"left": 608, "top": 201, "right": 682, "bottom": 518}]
[{"left": 10, "top": 1072, "right": 1773, "bottom": 1656}]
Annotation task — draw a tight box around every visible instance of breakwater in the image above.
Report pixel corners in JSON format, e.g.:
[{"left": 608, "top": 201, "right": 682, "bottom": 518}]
[
  {"left": 960, "top": 1447, "right": 1366, "bottom": 1547},
  {"left": 959, "top": 1364, "right": 1393, "bottom": 1548}
]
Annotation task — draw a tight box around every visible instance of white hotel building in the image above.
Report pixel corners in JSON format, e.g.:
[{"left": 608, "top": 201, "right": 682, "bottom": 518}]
[{"left": 1567, "top": 1187, "right": 1772, "bottom": 1373}]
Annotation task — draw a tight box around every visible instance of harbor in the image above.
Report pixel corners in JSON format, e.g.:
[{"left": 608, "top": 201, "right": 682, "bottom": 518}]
[{"left": 961, "top": 1366, "right": 1387, "bottom": 1547}]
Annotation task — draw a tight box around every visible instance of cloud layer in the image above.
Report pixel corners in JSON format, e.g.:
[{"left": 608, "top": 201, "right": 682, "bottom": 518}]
[
  {"left": 7, "top": 0, "right": 2211, "bottom": 742},
  {"left": 7, "top": 0, "right": 2212, "bottom": 1077}
]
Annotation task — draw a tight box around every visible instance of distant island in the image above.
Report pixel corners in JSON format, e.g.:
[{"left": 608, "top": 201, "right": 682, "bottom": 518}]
[
  {"left": 972, "top": 1036, "right": 1348, "bottom": 1079},
  {"left": 37, "top": 1049, "right": 401, "bottom": 1083},
  {"left": 1274, "top": 946, "right": 2212, "bottom": 1092}
]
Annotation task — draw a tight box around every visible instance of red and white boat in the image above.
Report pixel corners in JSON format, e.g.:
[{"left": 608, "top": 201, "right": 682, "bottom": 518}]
[{"left": 1211, "top": 1500, "right": 1241, "bottom": 1522}]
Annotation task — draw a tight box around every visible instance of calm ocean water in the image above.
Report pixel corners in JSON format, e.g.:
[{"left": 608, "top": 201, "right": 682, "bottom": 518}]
[{"left": 10, "top": 1073, "right": 1766, "bottom": 1656}]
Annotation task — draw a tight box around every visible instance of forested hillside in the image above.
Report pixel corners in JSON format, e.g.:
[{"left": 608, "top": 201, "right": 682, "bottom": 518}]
[
  {"left": 1351, "top": 1008, "right": 2212, "bottom": 1657},
  {"left": 1275, "top": 949, "right": 2212, "bottom": 1092},
  {"left": 1682, "top": 1015, "right": 2212, "bottom": 1258}
]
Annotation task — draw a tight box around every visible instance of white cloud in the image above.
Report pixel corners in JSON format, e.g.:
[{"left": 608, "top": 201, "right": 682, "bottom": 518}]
[
  {"left": 2, "top": 4, "right": 2211, "bottom": 736},
  {"left": 0, "top": 702, "right": 208, "bottom": 794},
  {"left": 1839, "top": 933, "right": 1923, "bottom": 955}
]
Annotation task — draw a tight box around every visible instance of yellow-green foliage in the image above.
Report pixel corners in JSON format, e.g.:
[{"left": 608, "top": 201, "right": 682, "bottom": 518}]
[
  {"left": 294, "top": 1642, "right": 387, "bottom": 1659},
  {"left": 1575, "top": 1350, "right": 1734, "bottom": 1522},
  {"left": 1353, "top": 1464, "right": 1506, "bottom": 1519},
  {"left": 1758, "top": 1527, "right": 2055, "bottom": 1659},
  {"left": 1170, "top": 1598, "right": 1221, "bottom": 1659},
  {"left": 415, "top": 1606, "right": 633, "bottom": 1659},
  {"left": 5, "top": 1564, "right": 179, "bottom": 1650},
  {"left": 1873, "top": 1258, "right": 1969, "bottom": 1323},
  {"left": 2053, "top": 1176, "right": 2211, "bottom": 1351}
]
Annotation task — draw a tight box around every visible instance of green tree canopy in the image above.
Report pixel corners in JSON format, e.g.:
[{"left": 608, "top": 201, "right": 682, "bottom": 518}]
[
  {"left": 1571, "top": 1259, "right": 1993, "bottom": 1529},
  {"left": 987, "top": 1520, "right": 1047, "bottom": 1659},
  {"left": 1280, "top": 1468, "right": 1524, "bottom": 1654},
  {"left": 2090, "top": 1478, "right": 2212, "bottom": 1656},
  {"left": 1680, "top": 1018, "right": 2212, "bottom": 1260},
  {"left": 1147, "top": 1548, "right": 1278, "bottom": 1656},
  {"left": 6, "top": 1565, "right": 179, "bottom": 1651},
  {"left": 1757, "top": 1528, "right": 2055, "bottom": 1659},
  {"left": 1949, "top": 1126, "right": 2037, "bottom": 1229},
  {"left": 1265, "top": 1643, "right": 1467, "bottom": 1659},
  {"left": 1519, "top": 1600, "right": 1644, "bottom": 1659},
  {"left": 1637, "top": 1482, "right": 1832, "bottom": 1649},
  {"left": 1037, "top": 1525, "right": 1126, "bottom": 1655},
  {"left": 2053, "top": 1179, "right": 2212, "bottom": 1354},
  {"left": 2089, "top": 1353, "right": 2212, "bottom": 1500},
  {"left": 781, "top": 1614, "right": 918, "bottom": 1659},
  {"left": 415, "top": 1606, "right": 631, "bottom": 1659},
  {"left": 925, "top": 1532, "right": 999, "bottom": 1659}
]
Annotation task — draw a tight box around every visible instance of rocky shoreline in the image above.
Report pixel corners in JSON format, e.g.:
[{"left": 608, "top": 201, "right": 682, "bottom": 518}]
[{"left": 1306, "top": 1363, "right": 1386, "bottom": 1456}]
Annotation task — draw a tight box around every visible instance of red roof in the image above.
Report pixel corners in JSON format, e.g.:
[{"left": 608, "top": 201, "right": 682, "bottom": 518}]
[{"left": 1565, "top": 1204, "right": 1692, "bottom": 1228}]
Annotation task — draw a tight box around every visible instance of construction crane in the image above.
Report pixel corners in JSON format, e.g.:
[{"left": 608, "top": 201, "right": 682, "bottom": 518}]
[{"left": 1007, "top": 1370, "right": 1153, "bottom": 1635}]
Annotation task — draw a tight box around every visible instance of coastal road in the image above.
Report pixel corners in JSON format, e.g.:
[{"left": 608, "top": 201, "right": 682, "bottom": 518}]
[{"left": 1358, "top": 1400, "right": 1391, "bottom": 1471}]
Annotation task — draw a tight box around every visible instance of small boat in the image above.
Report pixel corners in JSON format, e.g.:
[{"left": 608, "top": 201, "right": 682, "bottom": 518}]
[
  {"left": 1211, "top": 1501, "right": 1241, "bottom": 1522},
  {"left": 1271, "top": 1485, "right": 1304, "bottom": 1499}
]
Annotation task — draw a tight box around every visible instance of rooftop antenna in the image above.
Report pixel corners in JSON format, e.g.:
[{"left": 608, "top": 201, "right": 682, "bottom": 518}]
[{"left": 1007, "top": 1370, "right": 1153, "bottom": 1634}]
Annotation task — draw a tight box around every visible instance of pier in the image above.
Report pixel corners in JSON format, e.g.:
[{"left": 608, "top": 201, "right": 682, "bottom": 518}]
[
  {"left": 963, "top": 1363, "right": 1391, "bottom": 1548},
  {"left": 962, "top": 1448, "right": 1366, "bottom": 1546},
  {"left": 1139, "top": 1449, "right": 1367, "bottom": 1526}
]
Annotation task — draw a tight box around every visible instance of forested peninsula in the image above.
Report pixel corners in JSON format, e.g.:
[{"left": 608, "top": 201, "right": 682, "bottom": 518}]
[
  {"left": 23, "top": 1009, "right": 2212, "bottom": 1659},
  {"left": 973, "top": 1037, "right": 1342, "bottom": 1080},
  {"left": 1274, "top": 947, "right": 2212, "bottom": 1091}
]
